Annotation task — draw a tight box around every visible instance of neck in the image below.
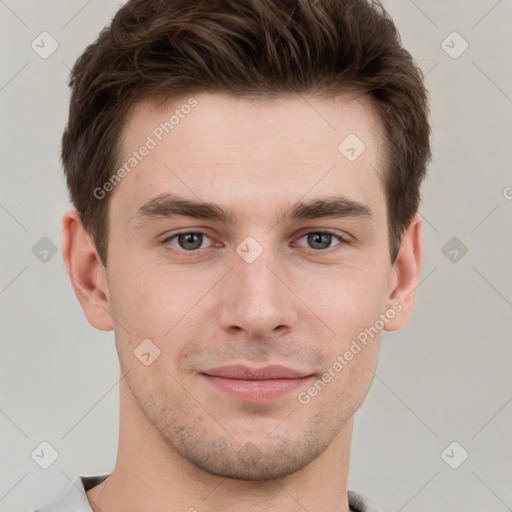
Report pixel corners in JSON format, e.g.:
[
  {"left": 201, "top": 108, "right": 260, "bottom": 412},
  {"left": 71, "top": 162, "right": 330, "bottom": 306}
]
[{"left": 86, "top": 379, "right": 354, "bottom": 512}]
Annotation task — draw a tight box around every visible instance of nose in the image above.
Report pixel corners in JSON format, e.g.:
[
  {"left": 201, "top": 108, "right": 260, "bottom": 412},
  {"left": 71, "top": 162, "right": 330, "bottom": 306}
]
[{"left": 218, "top": 243, "right": 299, "bottom": 339}]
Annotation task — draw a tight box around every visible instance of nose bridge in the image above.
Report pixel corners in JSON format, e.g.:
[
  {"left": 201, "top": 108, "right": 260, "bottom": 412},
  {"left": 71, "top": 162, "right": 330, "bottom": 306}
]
[{"left": 218, "top": 236, "right": 297, "bottom": 337}]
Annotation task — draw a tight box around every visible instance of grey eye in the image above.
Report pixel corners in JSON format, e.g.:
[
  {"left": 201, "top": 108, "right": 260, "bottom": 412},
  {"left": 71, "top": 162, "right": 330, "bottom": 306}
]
[
  {"left": 169, "top": 232, "right": 212, "bottom": 251},
  {"left": 295, "top": 232, "right": 342, "bottom": 250}
]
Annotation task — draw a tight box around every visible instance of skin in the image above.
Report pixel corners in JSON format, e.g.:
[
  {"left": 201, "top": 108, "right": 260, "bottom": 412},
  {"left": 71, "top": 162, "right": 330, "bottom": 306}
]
[{"left": 62, "top": 91, "right": 421, "bottom": 512}]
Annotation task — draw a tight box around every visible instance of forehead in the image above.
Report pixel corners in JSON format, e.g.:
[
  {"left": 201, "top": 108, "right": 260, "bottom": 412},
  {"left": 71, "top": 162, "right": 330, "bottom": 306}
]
[
  {"left": 122, "top": 91, "right": 385, "bottom": 155},
  {"left": 110, "top": 91, "right": 388, "bottom": 225}
]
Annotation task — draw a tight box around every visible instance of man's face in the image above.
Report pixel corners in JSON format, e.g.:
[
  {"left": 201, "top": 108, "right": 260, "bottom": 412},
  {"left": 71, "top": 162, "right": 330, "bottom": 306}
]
[{"left": 103, "top": 92, "right": 398, "bottom": 480}]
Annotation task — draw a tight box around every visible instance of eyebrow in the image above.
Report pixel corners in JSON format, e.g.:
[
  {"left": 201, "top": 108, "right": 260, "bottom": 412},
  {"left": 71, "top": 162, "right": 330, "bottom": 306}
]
[{"left": 132, "top": 192, "right": 372, "bottom": 228}]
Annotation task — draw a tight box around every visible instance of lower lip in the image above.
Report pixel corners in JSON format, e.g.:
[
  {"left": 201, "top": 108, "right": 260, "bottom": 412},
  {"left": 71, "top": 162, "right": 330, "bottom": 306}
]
[{"left": 201, "top": 374, "right": 314, "bottom": 403}]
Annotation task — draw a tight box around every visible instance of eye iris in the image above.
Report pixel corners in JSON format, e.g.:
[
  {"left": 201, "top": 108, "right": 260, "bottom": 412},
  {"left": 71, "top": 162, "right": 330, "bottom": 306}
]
[
  {"left": 178, "top": 233, "right": 203, "bottom": 250},
  {"left": 308, "top": 233, "right": 331, "bottom": 250}
]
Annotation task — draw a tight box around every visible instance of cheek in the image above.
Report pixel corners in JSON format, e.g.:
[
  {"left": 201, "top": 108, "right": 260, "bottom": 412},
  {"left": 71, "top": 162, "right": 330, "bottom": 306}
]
[
  {"left": 107, "top": 269, "right": 171, "bottom": 365},
  {"left": 297, "top": 335, "right": 380, "bottom": 418},
  {"left": 305, "top": 264, "right": 391, "bottom": 347},
  {"left": 110, "top": 264, "right": 181, "bottom": 328},
  {"left": 108, "top": 265, "right": 212, "bottom": 371}
]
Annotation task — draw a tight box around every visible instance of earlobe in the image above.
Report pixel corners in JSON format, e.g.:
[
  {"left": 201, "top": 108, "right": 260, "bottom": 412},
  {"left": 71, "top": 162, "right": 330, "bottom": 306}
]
[
  {"left": 61, "top": 209, "right": 114, "bottom": 331},
  {"left": 383, "top": 213, "right": 422, "bottom": 332}
]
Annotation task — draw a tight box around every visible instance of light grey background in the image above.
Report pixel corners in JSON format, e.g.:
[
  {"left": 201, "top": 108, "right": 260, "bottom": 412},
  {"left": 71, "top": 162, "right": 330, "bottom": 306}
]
[{"left": 1, "top": 1, "right": 511, "bottom": 511}]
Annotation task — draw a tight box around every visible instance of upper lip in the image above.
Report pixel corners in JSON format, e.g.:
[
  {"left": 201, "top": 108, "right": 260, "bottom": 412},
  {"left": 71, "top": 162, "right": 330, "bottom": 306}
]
[{"left": 202, "top": 364, "right": 311, "bottom": 380}]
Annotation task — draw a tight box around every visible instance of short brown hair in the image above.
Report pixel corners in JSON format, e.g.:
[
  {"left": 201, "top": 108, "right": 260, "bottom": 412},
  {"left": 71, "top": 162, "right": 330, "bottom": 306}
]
[{"left": 62, "top": 0, "right": 431, "bottom": 266}]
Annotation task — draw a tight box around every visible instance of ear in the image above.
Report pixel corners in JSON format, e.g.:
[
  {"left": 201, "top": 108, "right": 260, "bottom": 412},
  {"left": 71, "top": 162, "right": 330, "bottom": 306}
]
[
  {"left": 383, "top": 213, "right": 422, "bottom": 331},
  {"left": 61, "top": 209, "right": 114, "bottom": 331}
]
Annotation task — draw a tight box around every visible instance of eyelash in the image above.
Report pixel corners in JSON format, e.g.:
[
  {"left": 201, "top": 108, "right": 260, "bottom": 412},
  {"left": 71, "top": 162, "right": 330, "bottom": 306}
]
[{"left": 161, "top": 230, "right": 350, "bottom": 257}]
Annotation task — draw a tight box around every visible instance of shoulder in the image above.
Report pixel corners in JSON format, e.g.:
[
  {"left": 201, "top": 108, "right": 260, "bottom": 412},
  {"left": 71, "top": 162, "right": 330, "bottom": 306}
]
[
  {"left": 348, "top": 488, "right": 383, "bottom": 512},
  {"left": 31, "top": 474, "right": 110, "bottom": 512}
]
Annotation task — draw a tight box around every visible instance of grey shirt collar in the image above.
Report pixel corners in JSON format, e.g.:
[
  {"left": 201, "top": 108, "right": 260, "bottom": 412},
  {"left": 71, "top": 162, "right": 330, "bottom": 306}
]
[{"left": 34, "top": 474, "right": 382, "bottom": 512}]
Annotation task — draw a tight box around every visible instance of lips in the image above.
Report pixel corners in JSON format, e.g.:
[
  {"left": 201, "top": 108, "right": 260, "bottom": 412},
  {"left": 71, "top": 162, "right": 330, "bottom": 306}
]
[
  {"left": 202, "top": 364, "right": 310, "bottom": 380},
  {"left": 200, "top": 364, "right": 314, "bottom": 403}
]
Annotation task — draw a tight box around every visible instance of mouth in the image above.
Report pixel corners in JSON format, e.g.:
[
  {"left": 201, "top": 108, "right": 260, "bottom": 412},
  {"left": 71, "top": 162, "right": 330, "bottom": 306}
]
[{"left": 200, "top": 364, "right": 315, "bottom": 403}]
